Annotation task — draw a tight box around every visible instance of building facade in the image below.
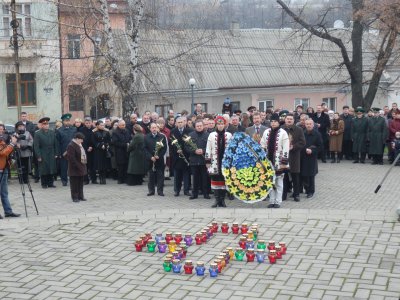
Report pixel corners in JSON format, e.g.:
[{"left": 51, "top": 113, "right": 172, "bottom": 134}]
[{"left": 0, "top": 1, "right": 61, "bottom": 124}]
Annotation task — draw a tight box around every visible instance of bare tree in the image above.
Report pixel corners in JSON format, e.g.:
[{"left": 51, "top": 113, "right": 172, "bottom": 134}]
[{"left": 277, "top": 0, "right": 400, "bottom": 109}]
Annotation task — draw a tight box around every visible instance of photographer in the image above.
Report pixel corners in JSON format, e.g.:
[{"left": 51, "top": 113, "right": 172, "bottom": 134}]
[
  {"left": 0, "top": 133, "right": 21, "bottom": 218},
  {"left": 14, "top": 122, "right": 33, "bottom": 184}
]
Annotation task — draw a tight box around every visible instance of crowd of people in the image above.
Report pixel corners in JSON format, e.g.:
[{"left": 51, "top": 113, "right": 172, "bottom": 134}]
[{"left": 1, "top": 101, "right": 400, "bottom": 217}]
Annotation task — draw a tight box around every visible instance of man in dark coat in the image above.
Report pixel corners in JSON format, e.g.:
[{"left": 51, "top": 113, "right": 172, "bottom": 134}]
[
  {"left": 282, "top": 113, "right": 306, "bottom": 202},
  {"left": 351, "top": 107, "right": 368, "bottom": 163},
  {"left": 126, "top": 113, "right": 138, "bottom": 134},
  {"left": 227, "top": 115, "right": 245, "bottom": 134},
  {"left": 144, "top": 123, "right": 167, "bottom": 196},
  {"left": 368, "top": 108, "right": 388, "bottom": 165},
  {"left": 112, "top": 120, "right": 132, "bottom": 184},
  {"left": 139, "top": 114, "right": 152, "bottom": 135},
  {"left": 184, "top": 120, "right": 210, "bottom": 200},
  {"left": 170, "top": 117, "right": 191, "bottom": 196},
  {"left": 79, "top": 117, "right": 96, "bottom": 183},
  {"left": 65, "top": 132, "right": 87, "bottom": 202},
  {"left": 340, "top": 106, "right": 353, "bottom": 160},
  {"left": 56, "top": 113, "right": 77, "bottom": 186},
  {"left": 301, "top": 119, "right": 322, "bottom": 198},
  {"left": 34, "top": 117, "right": 59, "bottom": 188},
  {"left": 19, "top": 112, "right": 36, "bottom": 137},
  {"left": 312, "top": 105, "right": 330, "bottom": 162}
]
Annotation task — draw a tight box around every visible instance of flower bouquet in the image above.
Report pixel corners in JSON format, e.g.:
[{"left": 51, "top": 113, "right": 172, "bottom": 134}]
[
  {"left": 182, "top": 135, "right": 204, "bottom": 157},
  {"left": 171, "top": 135, "right": 189, "bottom": 165},
  {"left": 152, "top": 139, "right": 164, "bottom": 171},
  {"left": 222, "top": 132, "right": 275, "bottom": 203}
]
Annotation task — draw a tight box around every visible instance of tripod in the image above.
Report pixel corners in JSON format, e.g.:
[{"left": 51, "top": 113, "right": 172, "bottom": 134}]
[{"left": 14, "top": 147, "right": 39, "bottom": 217}]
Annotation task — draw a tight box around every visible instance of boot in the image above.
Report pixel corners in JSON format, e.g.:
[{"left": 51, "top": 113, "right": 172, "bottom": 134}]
[
  {"left": 219, "top": 190, "right": 227, "bottom": 207},
  {"left": 211, "top": 190, "right": 219, "bottom": 208},
  {"left": 331, "top": 153, "right": 336, "bottom": 163}
]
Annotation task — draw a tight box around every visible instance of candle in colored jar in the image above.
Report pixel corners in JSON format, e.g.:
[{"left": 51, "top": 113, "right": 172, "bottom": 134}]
[
  {"left": 240, "top": 223, "right": 248, "bottom": 234},
  {"left": 135, "top": 239, "right": 143, "bottom": 252},
  {"left": 256, "top": 249, "right": 266, "bottom": 263},
  {"left": 275, "top": 245, "right": 282, "bottom": 259},
  {"left": 214, "top": 259, "right": 223, "bottom": 273},
  {"left": 279, "top": 242, "right": 287, "bottom": 255},
  {"left": 221, "top": 222, "right": 229, "bottom": 233},
  {"left": 195, "top": 261, "right": 206, "bottom": 276},
  {"left": 268, "top": 241, "right": 276, "bottom": 251},
  {"left": 246, "top": 238, "right": 255, "bottom": 250},
  {"left": 231, "top": 223, "right": 239, "bottom": 234},
  {"left": 251, "top": 228, "right": 258, "bottom": 241},
  {"left": 168, "top": 241, "right": 177, "bottom": 253},
  {"left": 235, "top": 248, "right": 245, "bottom": 261},
  {"left": 226, "top": 247, "right": 234, "bottom": 259},
  {"left": 172, "top": 259, "right": 182, "bottom": 273},
  {"left": 174, "top": 233, "right": 183, "bottom": 244},
  {"left": 165, "top": 232, "right": 173, "bottom": 244},
  {"left": 195, "top": 233, "right": 202, "bottom": 245},
  {"left": 207, "top": 225, "right": 214, "bottom": 237},
  {"left": 239, "top": 237, "right": 247, "bottom": 249},
  {"left": 268, "top": 250, "right": 277, "bottom": 264},
  {"left": 163, "top": 258, "right": 172, "bottom": 272},
  {"left": 257, "top": 240, "right": 266, "bottom": 250},
  {"left": 158, "top": 240, "right": 167, "bottom": 253},
  {"left": 147, "top": 239, "right": 156, "bottom": 252},
  {"left": 139, "top": 235, "right": 147, "bottom": 246},
  {"left": 246, "top": 249, "right": 255, "bottom": 262},
  {"left": 155, "top": 233, "right": 163, "bottom": 245},
  {"left": 201, "top": 230, "right": 208, "bottom": 243},
  {"left": 184, "top": 260, "right": 194, "bottom": 274},
  {"left": 209, "top": 263, "right": 218, "bottom": 277},
  {"left": 212, "top": 221, "right": 219, "bottom": 233},
  {"left": 184, "top": 234, "right": 193, "bottom": 246}
]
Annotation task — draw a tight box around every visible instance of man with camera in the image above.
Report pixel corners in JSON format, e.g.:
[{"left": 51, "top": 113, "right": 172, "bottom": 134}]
[
  {"left": 0, "top": 132, "right": 21, "bottom": 218},
  {"left": 14, "top": 122, "right": 34, "bottom": 184}
]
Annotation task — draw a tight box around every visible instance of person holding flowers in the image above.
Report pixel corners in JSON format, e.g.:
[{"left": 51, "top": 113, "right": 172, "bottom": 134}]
[
  {"left": 144, "top": 123, "right": 167, "bottom": 196},
  {"left": 205, "top": 115, "right": 232, "bottom": 207},
  {"left": 260, "top": 113, "right": 290, "bottom": 208}
]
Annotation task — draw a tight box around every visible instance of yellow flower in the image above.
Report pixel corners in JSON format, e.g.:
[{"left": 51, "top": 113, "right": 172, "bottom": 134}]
[
  {"left": 231, "top": 174, "right": 236, "bottom": 179},
  {"left": 230, "top": 186, "right": 238, "bottom": 194},
  {"left": 225, "top": 179, "right": 232, "bottom": 185},
  {"left": 239, "top": 192, "right": 247, "bottom": 200},
  {"left": 259, "top": 190, "right": 268, "bottom": 197},
  {"left": 266, "top": 169, "right": 274, "bottom": 177},
  {"left": 266, "top": 181, "right": 274, "bottom": 189},
  {"left": 249, "top": 194, "right": 257, "bottom": 201},
  {"left": 222, "top": 169, "right": 230, "bottom": 177},
  {"left": 234, "top": 180, "right": 240, "bottom": 185}
]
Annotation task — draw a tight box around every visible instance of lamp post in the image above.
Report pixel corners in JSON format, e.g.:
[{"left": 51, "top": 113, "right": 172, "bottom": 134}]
[{"left": 189, "top": 78, "right": 196, "bottom": 114}]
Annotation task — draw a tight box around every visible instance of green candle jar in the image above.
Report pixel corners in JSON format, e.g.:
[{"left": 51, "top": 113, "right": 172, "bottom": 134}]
[
  {"left": 235, "top": 248, "right": 245, "bottom": 261},
  {"left": 257, "top": 240, "right": 266, "bottom": 250},
  {"left": 163, "top": 258, "right": 172, "bottom": 272},
  {"left": 147, "top": 239, "right": 156, "bottom": 252}
]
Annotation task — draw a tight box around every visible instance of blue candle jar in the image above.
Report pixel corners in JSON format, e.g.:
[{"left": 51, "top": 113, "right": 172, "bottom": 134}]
[
  {"left": 246, "top": 239, "right": 255, "bottom": 250},
  {"left": 172, "top": 259, "right": 182, "bottom": 274},
  {"left": 155, "top": 233, "right": 163, "bottom": 245},
  {"left": 158, "top": 240, "right": 167, "bottom": 253},
  {"left": 195, "top": 261, "right": 205, "bottom": 276},
  {"left": 256, "top": 249, "right": 266, "bottom": 263},
  {"left": 209, "top": 263, "right": 218, "bottom": 277}
]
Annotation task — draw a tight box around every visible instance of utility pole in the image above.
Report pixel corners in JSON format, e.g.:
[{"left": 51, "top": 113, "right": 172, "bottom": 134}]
[{"left": 10, "top": 0, "right": 23, "bottom": 119}]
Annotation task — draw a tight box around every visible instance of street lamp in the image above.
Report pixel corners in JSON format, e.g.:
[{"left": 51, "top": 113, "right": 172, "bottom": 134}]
[{"left": 189, "top": 78, "right": 196, "bottom": 114}]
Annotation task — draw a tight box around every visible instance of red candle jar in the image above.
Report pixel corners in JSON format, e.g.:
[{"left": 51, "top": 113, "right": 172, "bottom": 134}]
[
  {"left": 195, "top": 233, "right": 202, "bottom": 245},
  {"left": 135, "top": 239, "right": 143, "bottom": 252},
  {"left": 268, "top": 241, "right": 276, "bottom": 251},
  {"left": 275, "top": 246, "right": 282, "bottom": 259},
  {"left": 165, "top": 232, "right": 173, "bottom": 244},
  {"left": 279, "top": 242, "right": 287, "bottom": 255},
  {"left": 184, "top": 260, "right": 194, "bottom": 274},
  {"left": 174, "top": 233, "right": 183, "bottom": 244},
  {"left": 246, "top": 249, "right": 255, "bottom": 262},
  {"left": 217, "top": 256, "right": 226, "bottom": 269},
  {"left": 207, "top": 225, "right": 214, "bottom": 236},
  {"left": 239, "top": 237, "right": 247, "bottom": 249},
  {"left": 221, "top": 222, "right": 229, "bottom": 233},
  {"left": 231, "top": 223, "right": 239, "bottom": 234},
  {"left": 240, "top": 223, "right": 248, "bottom": 234},
  {"left": 201, "top": 230, "right": 207, "bottom": 243},
  {"left": 140, "top": 235, "right": 147, "bottom": 246},
  {"left": 145, "top": 232, "right": 152, "bottom": 242},
  {"left": 181, "top": 245, "right": 188, "bottom": 258},
  {"left": 268, "top": 250, "right": 277, "bottom": 264},
  {"left": 212, "top": 221, "right": 219, "bottom": 233},
  {"left": 214, "top": 259, "right": 223, "bottom": 273}
]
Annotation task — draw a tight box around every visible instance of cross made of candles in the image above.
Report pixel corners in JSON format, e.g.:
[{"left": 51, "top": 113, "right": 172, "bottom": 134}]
[{"left": 134, "top": 221, "right": 287, "bottom": 277}]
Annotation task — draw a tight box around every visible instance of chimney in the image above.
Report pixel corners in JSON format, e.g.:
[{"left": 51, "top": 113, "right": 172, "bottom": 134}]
[{"left": 230, "top": 21, "right": 240, "bottom": 37}]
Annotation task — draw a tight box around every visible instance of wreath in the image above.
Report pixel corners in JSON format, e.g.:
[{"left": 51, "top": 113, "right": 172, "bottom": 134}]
[{"left": 222, "top": 132, "right": 275, "bottom": 203}]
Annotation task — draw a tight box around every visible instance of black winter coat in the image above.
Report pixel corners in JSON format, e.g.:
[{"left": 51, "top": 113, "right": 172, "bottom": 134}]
[
  {"left": 112, "top": 128, "right": 132, "bottom": 165},
  {"left": 79, "top": 126, "right": 94, "bottom": 151},
  {"left": 185, "top": 130, "right": 209, "bottom": 166},
  {"left": 340, "top": 113, "right": 353, "bottom": 141},
  {"left": 312, "top": 112, "right": 330, "bottom": 142},
  {"left": 300, "top": 129, "right": 322, "bottom": 177},
  {"left": 92, "top": 129, "right": 111, "bottom": 171},
  {"left": 170, "top": 127, "right": 191, "bottom": 169},
  {"left": 144, "top": 133, "right": 167, "bottom": 170}
]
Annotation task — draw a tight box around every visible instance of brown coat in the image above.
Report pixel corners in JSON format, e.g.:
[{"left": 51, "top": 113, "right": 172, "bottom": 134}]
[
  {"left": 66, "top": 141, "right": 87, "bottom": 177},
  {"left": 283, "top": 125, "right": 306, "bottom": 173},
  {"left": 329, "top": 119, "right": 344, "bottom": 152}
]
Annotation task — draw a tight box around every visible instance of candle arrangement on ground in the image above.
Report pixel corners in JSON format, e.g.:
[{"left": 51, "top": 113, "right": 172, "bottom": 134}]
[{"left": 134, "top": 221, "right": 287, "bottom": 276}]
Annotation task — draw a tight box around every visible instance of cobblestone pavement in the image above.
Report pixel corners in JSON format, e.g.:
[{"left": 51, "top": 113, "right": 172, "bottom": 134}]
[{"left": 0, "top": 161, "right": 399, "bottom": 299}]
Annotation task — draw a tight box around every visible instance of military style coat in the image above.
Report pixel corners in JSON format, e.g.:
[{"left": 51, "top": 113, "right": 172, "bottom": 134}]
[
  {"left": 34, "top": 129, "right": 59, "bottom": 175},
  {"left": 127, "top": 133, "right": 146, "bottom": 175},
  {"left": 368, "top": 117, "right": 388, "bottom": 155},
  {"left": 351, "top": 116, "right": 368, "bottom": 153},
  {"left": 282, "top": 125, "right": 306, "bottom": 173}
]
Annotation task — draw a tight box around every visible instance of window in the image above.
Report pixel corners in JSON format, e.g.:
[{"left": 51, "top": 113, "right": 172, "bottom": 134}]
[
  {"left": 322, "top": 97, "right": 337, "bottom": 112},
  {"left": 67, "top": 34, "right": 81, "bottom": 59},
  {"left": 1, "top": 4, "right": 31, "bottom": 37},
  {"left": 6, "top": 73, "right": 37, "bottom": 106},
  {"left": 258, "top": 99, "right": 274, "bottom": 112},
  {"left": 93, "top": 36, "right": 102, "bottom": 56},
  {"left": 69, "top": 85, "right": 84, "bottom": 111},
  {"left": 294, "top": 98, "right": 310, "bottom": 110},
  {"left": 155, "top": 104, "right": 173, "bottom": 119},
  {"left": 231, "top": 101, "right": 240, "bottom": 112}
]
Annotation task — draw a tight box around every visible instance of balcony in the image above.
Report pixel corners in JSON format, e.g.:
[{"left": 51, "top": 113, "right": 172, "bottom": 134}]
[{"left": 0, "top": 38, "right": 57, "bottom": 58}]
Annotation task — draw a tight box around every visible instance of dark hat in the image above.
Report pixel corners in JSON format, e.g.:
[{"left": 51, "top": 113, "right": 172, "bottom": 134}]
[
  {"left": 61, "top": 113, "right": 72, "bottom": 121},
  {"left": 234, "top": 109, "right": 242, "bottom": 114},
  {"left": 372, "top": 107, "right": 381, "bottom": 112},
  {"left": 355, "top": 107, "right": 365, "bottom": 113},
  {"left": 343, "top": 105, "right": 350, "bottom": 109},
  {"left": 279, "top": 110, "right": 289, "bottom": 117},
  {"left": 38, "top": 117, "right": 50, "bottom": 124},
  {"left": 270, "top": 113, "right": 280, "bottom": 122},
  {"left": 15, "top": 121, "right": 25, "bottom": 128},
  {"left": 247, "top": 106, "right": 256, "bottom": 112}
]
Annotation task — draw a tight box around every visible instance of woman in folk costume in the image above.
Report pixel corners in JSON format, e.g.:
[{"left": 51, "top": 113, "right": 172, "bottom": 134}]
[
  {"left": 205, "top": 115, "right": 232, "bottom": 208},
  {"left": 260, "top": 113, "right": 290, "bottom": 208}
]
